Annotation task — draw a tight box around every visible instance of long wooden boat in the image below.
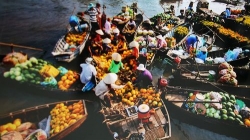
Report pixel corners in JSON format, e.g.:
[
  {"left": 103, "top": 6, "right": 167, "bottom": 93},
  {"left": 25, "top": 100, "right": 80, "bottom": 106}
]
[
  {"left": 164, "top": 86, "right": 250, "bottom": 140},
  {"left": 121, "top": 13, "right": 143, "bottom": 43},
  {"left": 0, "top": 99, "right": 88, "bottom": 140},
  {"left": 100, "top": 99, "right": 171, "bottom": 140},
  {"left": 51, "top": 21, "right": 90, "bottom": 62},
  {"left": 168, "top": 63, "right": 250, "bottom": 98}
]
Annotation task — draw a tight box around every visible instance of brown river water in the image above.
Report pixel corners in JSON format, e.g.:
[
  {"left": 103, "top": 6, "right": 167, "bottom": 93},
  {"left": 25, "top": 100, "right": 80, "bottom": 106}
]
[{"left": 0, "top": 0, "right": 245, "bottom": 139}]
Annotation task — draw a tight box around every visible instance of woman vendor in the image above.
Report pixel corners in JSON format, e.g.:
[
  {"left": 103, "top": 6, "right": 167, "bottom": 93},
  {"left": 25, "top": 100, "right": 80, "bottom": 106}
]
[
  {"left": 95, "top": 73, "right": 125, "bottom": 107},
  {"left": 90, "top": 29, "right": 104, "bottom": 55},
  {"left": 129, "top": 40, "right": 140, "bottom": 60},
  {"left": 102, "top": 38, "right": 112, "bottom": 53},
  {"left": 156, "top": 35, "right": 167, "bottom": 49},
  {"left": 109, "top": 53, "right": 124, "bottom": 73},
  {"left": 117, "top": 35, "right": 127, "bottom": 53},
  {"left": 112, "top": 28, "right": 120, "bottom": 45},
  {"left": 134, "top": 64, "right": 153, "bottom": 88}
]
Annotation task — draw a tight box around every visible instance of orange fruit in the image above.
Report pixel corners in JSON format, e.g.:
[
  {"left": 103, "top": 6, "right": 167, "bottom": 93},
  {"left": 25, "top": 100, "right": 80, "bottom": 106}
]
[
  {"left": 58, "top": 81, "right": 63, "bottom": 86},
  {"left": 65, "top": 80, "right": 70, "bottom": 85},
  {"left": 61, "top": 76, "right": 67, "bottom": 81},
  {"left": 68, "top": 75, "right": 74, "bottom": 80},
  {"left": 68, "top": 70, "right": 73, "bottom": 75}
]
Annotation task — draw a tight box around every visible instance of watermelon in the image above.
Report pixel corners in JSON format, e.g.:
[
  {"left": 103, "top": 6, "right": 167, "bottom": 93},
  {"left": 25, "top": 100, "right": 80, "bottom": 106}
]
[{"left": 3, "top": 71, "right": 10, "bottom": 78}]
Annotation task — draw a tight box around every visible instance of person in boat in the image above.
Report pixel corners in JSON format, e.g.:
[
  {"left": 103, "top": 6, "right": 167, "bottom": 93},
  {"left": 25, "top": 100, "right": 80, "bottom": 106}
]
[
  {"left": 89, "top": 29, "right": 104, "bottom": 55},
  {"left": 104, "top": 17, "right": 112, "bottom": 38},
  {"left": 112, "top": 27, "right": 120, "bottom": 45},
  {"left": 85, "top": 3, "right": 100, "bottom": 33},
  {"left": 80, "top": 57, "right": 97, "bottom": 85},
  {"left": 127, "top": 18, "right": 136, "bottom": 30},
  {"left": 178, "top": 9, "right": 185, "bottom": 19},
  {"left": 185, "top": 34, "right": 199, "bottom": 53},
  {"left": 169, "top": 5, "right": 175, "bottom": 16},
  {"left": 117, "top": 35, "right": 127, "bottom": 53},
  {"left": 102, "top": 38, "right": 112, "bottom": 53},
  {"left": 69, "top": 15, "right": 88, "bottom": 33},
  {"left": 129, "top": 40, "right": 140, "bottom": 60},
  {"left": 196, "top": 47, "right": 208, "bottom": 62},
  {"left": 225, "top": 7, "right": 231, "bottom": 18},
  {"left": 156, "top": 35, "right": 167, "bottom": 49},
  {"left": 108, "top": 53, "right": 124, "bottom": 74},
  {"left": 134, "top": 64, "right": 153, "bottom": 89},
  {"left": 95, "top": 3, "right": 102, "bottom": 29},
  {"left": 154, "top": 16, "right": 163, "bottom": 30},
  {"left": 94, "top": 73, "right": 125, "bottom": 107}
]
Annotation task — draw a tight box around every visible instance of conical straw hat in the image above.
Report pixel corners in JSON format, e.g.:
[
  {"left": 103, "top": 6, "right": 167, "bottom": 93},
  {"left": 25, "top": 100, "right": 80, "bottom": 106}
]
[
  {"left": 96, "top": 29, "right": 104, "bottom": 35},
  {"left": 112, "top": 53, "right": 122, "bottom": 61},
  {"left": 129, "top": 40, "right": 139, "bottom": 48},
  {"left": 103, "top": 73, "right": 118, "bottom": 84},
  {"left": 103, "top": 38, "right": 111, "bottom": 43}
]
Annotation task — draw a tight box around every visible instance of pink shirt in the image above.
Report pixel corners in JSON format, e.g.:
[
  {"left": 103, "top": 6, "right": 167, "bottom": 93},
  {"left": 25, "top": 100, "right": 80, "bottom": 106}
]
[
  {"left": 104, "top": 20, "right": 111, "bottom": 34},
  {"left": 157, "top": 39, "right": 167, "bottom": 48}
]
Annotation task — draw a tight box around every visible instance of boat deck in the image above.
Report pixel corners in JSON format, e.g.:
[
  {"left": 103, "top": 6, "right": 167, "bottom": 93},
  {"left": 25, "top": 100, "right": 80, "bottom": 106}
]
[{"left": 165, "top": 94, "right": 185, "bottom": 107}]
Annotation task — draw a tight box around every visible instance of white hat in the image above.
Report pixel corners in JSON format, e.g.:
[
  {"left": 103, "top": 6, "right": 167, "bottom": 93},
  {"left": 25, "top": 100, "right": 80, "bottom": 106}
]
[
  {"left": 85, "top": 57, "right": 93, "bottom": 64},
  {"left": 96, "top": 29, "right": 104, "bottom": 35},
  {"left": 112, "top": 53, "right": 122, "bottom": 61},
  {"left": 103, "top": 73, "right": 118, "bottom": 84},
  {"left": 103, "top": 38, "right": 111, "bottom": 44},
  {"left": 156, "top": 34, "right": 163, "bottom": 40},
  {"left": 113, "top": 28, "right": 120, "bottom": 34},
  {"left": 137, "top": 64, "right": 146, "bottom": 71},
  {"left": 129, "top": 40, "right": 139, "bottom": 48},
  {"left": 200, "top": 47, "right": 207, "bottom": 52}
]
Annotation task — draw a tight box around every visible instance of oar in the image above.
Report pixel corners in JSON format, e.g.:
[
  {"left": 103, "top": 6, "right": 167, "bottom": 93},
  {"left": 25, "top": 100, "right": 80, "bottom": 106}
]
[
  {"left": 203, "top": 24, "right": 224, "bottom": 42},
  {"left": 0, "top": 42, "right": 43, "bottom": 51}
]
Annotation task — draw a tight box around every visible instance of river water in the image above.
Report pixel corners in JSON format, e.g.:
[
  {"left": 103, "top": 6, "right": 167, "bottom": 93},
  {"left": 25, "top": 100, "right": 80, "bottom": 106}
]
[{"left": 0, "top": 0, "right": 243, "bottom": 140}]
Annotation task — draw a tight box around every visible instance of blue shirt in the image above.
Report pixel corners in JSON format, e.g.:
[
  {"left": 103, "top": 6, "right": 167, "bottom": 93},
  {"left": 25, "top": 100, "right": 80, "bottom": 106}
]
[
  {"left": 196, "top": 51, "right": 208, "bottom": 62},
  {"left": 69, "top": 15, "right": 79, "bottom": 27},
  {"left": 186, "top": 34, "right": 198, "bottom": 46}
]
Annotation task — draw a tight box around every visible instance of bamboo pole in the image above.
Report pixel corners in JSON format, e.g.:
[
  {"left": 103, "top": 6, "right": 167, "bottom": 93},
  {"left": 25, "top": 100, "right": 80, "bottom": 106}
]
[{"left": 0, "top": 42, "right": 43, "bottom": 51}]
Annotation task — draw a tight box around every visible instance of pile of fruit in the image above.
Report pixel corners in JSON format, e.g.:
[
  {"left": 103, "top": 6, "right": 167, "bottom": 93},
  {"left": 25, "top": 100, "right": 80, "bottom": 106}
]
[
  {"left": 0, "top": 118, "right": 22, "bottom": 136},
  {"left": 146, "top": 52, "right": 155, "bottom": 61},
  {"left": 2, "top": 56, "right": 79, "bottom": 91},
  {"left": 112, "top": 81, "right": 162, "bottom": 108},
  {"left": 236, "top": 16, "right": 250, "bottom": 27},
  {"left": 65, "top": 32, "right": 87, "bottom": 46},
  {"left": 174, "top": 26, "right": 189, "bottom": 38},
  {"left": 57, "top": 70, "right": 79, "bottom": 90},
  {"left": 186, "top": 91, "right": 250, "bottom": 127},
  {"left": 150, "top": 13, "right": 171, "bottom": 23},
  {"left": 50, "top": 101, "right": 84, "bottom": 136}
]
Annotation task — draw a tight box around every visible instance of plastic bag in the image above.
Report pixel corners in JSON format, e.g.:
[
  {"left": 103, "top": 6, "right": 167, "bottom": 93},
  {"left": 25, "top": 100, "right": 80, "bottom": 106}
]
[
  {"left": 41, "top": 76, "right": 57, "bottom": 86},
  {"left": 38, "top": 115, "right": 51, "bottom": 137},
  {"left": 58, "top": 66, "right": 68, "bottom": 76},
  {"left": 224, "top": 50, "right": 235, "bottom": 62}
]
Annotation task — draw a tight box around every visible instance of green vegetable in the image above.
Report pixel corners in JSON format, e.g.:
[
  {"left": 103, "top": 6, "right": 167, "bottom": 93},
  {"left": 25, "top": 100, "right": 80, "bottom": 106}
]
[
  {"left": 29, "top": 57, "right": 38, "bottom": 64},
  {"left": 228, "top": 116, "right": 235, "bottom": 121},
  {"left": 222, "top": 114, "right": 228, "bottom": 120},
  {"left": 228, "top": 108, "right": 233, "bottom": 112},
  {"left": 189, "top": 93, "right": 193, "bottom": 97},
  {"left": 204, "top": 103, "right": 209, "bottom": 108},
  {"left": 14, "top": 71, "right": 21, "bottom": 76},
  {"left": 208, "top": 113, "right": 213, "bottom": 117},
  {"left": 229, "top": 112, "right": 235, "bottom": 117},
  {"left": 3, "top": 71, "right": 10, "bottom": 78},
  {"left": 230, "top": 95, "right": 235, "bottom": 100},
  {"left": 210, "top": 108, "right": 216, "bottom": 114},
  {"left": 236, "top": 114, "right": 242, "bottom": 119},
  {"left": 221, "top": 109, "right": 227, "bottom": 114},
  {"left": 15, "top": 76, "right": 22, "bottom": 81},
  {"left": 213, "top": 113, "right": 220, "bottom": 119},
  {"left": 239, "top": 121, "right": 244, "bottom": 125},
  {"left": 10, "top": 75, "right": 16, "bottom": 79}
]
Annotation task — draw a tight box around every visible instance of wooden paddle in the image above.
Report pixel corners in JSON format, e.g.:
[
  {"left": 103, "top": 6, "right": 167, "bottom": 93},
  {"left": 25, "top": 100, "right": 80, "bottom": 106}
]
[{"left": 0, "top": 42, "right": 43, "bottom": 51}]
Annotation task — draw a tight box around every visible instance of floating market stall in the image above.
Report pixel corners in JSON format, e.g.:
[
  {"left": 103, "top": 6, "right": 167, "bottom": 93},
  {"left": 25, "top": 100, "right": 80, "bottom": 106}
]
[
  {"left": 100, "top": 82, "right": 171, "bottom": 140},
  {"left": 164, "top": 86, "right": 250, "bottom": 140},
  {"left": 0, "top": 100, "right": 87, "bottom": 140}
]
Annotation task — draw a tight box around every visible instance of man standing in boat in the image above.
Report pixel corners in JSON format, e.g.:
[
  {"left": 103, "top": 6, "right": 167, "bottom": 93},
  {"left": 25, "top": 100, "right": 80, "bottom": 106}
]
[{"left": 85, "top": 3, "right": 100, "bottom": 33}]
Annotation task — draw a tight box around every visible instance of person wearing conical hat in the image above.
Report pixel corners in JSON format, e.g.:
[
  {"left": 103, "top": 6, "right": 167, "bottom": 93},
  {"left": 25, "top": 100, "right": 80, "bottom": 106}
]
[
  {"left": 134, "top": 64, "right": 153, "bottom": 88},
  {"left": 90, "top": 29, "right": 104, "bottom": 55},
  {"left": 117, "top": 35, "right": 127, "bottom": 53},
  {"left": 112, "top": 27, "right": 120, "bottom": 45},
  {"left": 156, "top": 34, "right": 167, "bottom": 49},
  {"left": 196, "top": 46, "right": 208, "bottom": 62},
  {"left": 129, "top": 40, "right": 140, "bottom": 59},
  {"left": 95, "top": 73, "right": 125, "bottom": 106},
  {"left": 108, "top": 53, "right": 124, "bottom": 73},
  {"left": 102, "top": 38, "right": 112, "bottom": 53},
  {"left": 80, "top": 57, "right": 97, "bottom": 84}
]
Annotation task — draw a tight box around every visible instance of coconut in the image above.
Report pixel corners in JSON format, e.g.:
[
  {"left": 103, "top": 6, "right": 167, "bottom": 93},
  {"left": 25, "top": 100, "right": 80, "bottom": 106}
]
[
  {"left": 142, "top": 30, "right": 148, "bottom": 35},
  {"left": 148, "top": 30, "right": 154, "bottom": 35},
  {"left": 137, "top": 29, "right": 142, "bottom": 35}
]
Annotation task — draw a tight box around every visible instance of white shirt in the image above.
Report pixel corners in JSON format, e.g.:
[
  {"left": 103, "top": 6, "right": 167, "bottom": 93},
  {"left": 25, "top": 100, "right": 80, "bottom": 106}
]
[
  {"left": 95, "top": 80, "right": 124, "bottom": 100},
  {"left": 104, "top": 20, "right": 111, "bottom": 34},
  {"left": 128, "top": 20, "right": 136, "bottom": 26},
  {"left": 80, "top": 63, "right": 97, "bottom": 84}
]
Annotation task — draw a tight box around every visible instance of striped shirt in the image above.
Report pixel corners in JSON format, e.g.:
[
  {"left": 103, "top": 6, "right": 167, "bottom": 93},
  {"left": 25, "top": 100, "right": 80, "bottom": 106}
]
[{"left": 87, "top": 8, "right": 98, "bottom": 22}]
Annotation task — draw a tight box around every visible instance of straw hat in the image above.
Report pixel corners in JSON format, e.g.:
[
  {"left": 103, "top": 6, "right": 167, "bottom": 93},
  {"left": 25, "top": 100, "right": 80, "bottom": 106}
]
[
  {"left": 129, "top": 40, "right": 139, "bottom": 48},
  {"left": 85, "top": 57, "right": 93, "bottom": 64},
  {"left": 113, "top": 28, "right": 120, "bottom": 34},
  {"left": 88, "top": 3, "right": 94, "bottom": 9},
  {"left": 156, "top": 34, "right": 163, "bottom": 40},
  {"left": 112, "top": 53, "right": 122, "bottom": 61},
  {"left": 137, "top": 64, "right": 146, "bottom": 71},
  {"left": 200, "top": 47, "right": 207, "bottom": 52},
  {"left": 103, "top": 38, "right": 111, "bottom": 44},
  {"left": 103, "top": 73, "right": 118, "bottom": 84},
  {"left": 96, "top": 29, "right": 104, "bottom": 35}
]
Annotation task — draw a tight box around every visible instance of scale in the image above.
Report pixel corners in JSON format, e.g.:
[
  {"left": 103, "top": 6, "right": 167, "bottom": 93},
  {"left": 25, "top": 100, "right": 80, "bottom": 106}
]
[{"left": 125, "top": 106, "right": 138, "bottom": 117}]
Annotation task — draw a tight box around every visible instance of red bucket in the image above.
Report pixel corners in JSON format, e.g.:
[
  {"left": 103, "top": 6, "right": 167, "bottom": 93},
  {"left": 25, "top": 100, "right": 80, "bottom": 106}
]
[{"left": 138, "top": 104, "right": 150, "bottom": 123}]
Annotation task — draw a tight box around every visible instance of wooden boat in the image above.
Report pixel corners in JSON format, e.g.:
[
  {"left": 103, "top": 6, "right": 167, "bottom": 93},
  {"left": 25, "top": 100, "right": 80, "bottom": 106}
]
[
  {"left": 121, "top": 13, "right": 143, "bottom": 43},
  {"left": 51, "top": 21, "right": 90, "bottom": 62},
  {"left": 168, "top": 63, "right": 250, "bottom": 98},
  {"left": 0, "top": 99, "right": 88, "bottom": 140},
  {"left": 100, "top": 99, "right": 171, "bottom": 140},
  {"left": 164, "top": 86, "right": 250, "bottom": 140}
]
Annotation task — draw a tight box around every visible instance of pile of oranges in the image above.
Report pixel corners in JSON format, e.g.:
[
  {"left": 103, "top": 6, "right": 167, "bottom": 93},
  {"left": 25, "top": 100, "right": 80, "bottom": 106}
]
[{"left": 58, "top": 70, "right": 79, "bottom": 90}]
